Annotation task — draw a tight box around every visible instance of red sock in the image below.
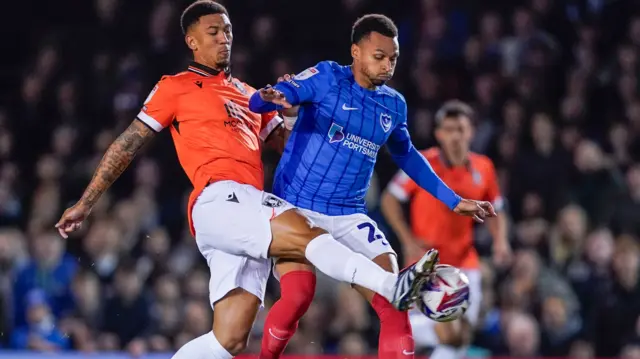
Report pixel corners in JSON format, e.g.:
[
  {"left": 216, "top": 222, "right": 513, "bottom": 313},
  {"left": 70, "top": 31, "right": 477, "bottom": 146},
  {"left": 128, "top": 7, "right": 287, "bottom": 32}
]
[
  {"left": 372, "top": 293, "right": 415, "bottom": 359},
  {"left": 260, "top": 270, "right": 316, "bottom": 359}
]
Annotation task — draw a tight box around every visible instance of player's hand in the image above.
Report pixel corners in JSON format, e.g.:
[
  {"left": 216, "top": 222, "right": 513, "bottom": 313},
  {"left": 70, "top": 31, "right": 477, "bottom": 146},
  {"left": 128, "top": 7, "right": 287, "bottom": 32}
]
[
  {"left": 492, "top": 240, "right": 513, "bottom": 268},
  {"left": 55, "top": 202, "right": 92, "bottom": 238},
  {"left": 276, "top": 73, "right": 296, "bottom": 83},
  {"left": 276, "top": 74, "right": 299, "bottom": 118},
  {"left": 453, "top": 199, "right": 496, "bottom": 223},
  {"left": 259, "top": 85, "right": 292, "bottom": 108}
]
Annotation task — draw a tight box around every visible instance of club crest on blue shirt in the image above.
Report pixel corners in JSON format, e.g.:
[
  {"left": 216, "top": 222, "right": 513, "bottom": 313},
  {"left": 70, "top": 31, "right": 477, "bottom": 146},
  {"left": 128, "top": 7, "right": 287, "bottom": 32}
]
[
  {"left": 380, "top": 113, "right": 392, "bottom": 133},
  {"left": 328, "top": 123, "right": 345, "bottom": 143}
]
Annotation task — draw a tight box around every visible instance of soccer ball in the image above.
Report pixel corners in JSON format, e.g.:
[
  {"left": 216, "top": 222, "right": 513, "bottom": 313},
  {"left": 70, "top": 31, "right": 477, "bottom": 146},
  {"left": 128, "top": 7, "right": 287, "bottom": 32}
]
[{"left": 417, "top": 264, "right": 470, "bottom": 322}]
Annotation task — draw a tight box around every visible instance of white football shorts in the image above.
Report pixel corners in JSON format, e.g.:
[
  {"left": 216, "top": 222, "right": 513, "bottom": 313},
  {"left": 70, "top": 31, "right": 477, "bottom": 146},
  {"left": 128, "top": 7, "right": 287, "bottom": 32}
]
[{"left": 191, "top": 180, "right": 295, "bottom": 308}]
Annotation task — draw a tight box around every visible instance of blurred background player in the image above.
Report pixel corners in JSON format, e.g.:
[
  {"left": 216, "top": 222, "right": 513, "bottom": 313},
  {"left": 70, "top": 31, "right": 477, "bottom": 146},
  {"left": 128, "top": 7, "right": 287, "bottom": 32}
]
[
  {"left": 381, "top": 100, "right": 512, "bottom": 358},
  {"left": 55, "top": 3, "right": 442, "bottom": 358},
  {"left": 249, "top": 16, "right": 497, "bottom": 359}
]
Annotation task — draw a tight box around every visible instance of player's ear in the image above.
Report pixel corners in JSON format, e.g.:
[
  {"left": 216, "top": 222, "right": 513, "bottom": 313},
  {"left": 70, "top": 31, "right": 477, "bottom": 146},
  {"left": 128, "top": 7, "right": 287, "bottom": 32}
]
[
  {"left": 351, "top": 44, "right": 360, "bottom": 60},
  {"left": 434, "top": 127, "right": 444, "bottom": 143},
  {"left": 185, "top": 34, "right": 198, "bottom": 51},
  {"left": 462, "top": 116, "right": 474, "bottom": 139},
  {"left": 467, "top": 123, "right": 476, "bottom": 139}
]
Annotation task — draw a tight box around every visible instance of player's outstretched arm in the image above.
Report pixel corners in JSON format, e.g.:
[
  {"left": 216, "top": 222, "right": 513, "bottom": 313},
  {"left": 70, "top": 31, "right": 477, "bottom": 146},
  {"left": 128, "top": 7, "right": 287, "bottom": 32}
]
[
  {"left": 387, "top": 122, "right": 495, "bottom": 223},
  {"left": 249, "top": 62, "right": 335, "bottom": 113},
  {"left": 261, "top": 75, "right": 296, "bottom": 153},
  {"left": 55, "top": 119, "right": 155, "bottom": 238},
  {"left": 80, "top": 119, "right": 155, "bottom": 206}
]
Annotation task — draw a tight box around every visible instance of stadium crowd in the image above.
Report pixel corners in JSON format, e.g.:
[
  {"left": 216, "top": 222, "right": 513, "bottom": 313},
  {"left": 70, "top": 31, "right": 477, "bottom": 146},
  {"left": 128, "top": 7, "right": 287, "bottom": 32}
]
[{"left": 1, "top": 0, "right": 640, "bottom": 357}]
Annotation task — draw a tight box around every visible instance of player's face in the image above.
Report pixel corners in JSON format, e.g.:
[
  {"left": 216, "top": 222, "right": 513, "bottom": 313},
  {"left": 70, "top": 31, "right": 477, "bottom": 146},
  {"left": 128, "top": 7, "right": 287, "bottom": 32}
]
[
  {"left": 353, "top": 32, "right": 399, "bottom": 86},
  {"left": 435, "top": 116, "right": 474, "bottom": 153},
  {"left": 186, "top": 14, "right": 233, "bottom": 69}
]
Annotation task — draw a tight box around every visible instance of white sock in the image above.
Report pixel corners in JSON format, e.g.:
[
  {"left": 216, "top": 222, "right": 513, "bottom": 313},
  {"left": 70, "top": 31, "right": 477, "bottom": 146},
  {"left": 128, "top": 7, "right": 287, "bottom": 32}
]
[
  {"left": 304, "top": 233, "right": 397, "bottom": 301},
  {"left": 171, "top": 331, "right": 233, "bottom": 359},
  {"left": 431, "top": 345, "right": 458, "bottom": 359}
]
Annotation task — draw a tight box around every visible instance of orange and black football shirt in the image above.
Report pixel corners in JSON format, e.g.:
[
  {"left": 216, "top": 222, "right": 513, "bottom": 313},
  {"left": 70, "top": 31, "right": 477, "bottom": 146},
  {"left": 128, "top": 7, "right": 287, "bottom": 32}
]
[{"left": 137, "top": 62, "right": 282, "bottom": 234}]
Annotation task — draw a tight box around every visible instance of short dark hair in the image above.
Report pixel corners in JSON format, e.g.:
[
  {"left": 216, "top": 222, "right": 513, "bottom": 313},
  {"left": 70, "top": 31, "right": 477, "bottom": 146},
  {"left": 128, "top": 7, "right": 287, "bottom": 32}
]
[
  {"left": 351, "top": 14, "right": 398, "bottom": 44},
  {"left": 435, "top": 100, "right": 474, "bottom": 126},
  {"left": 180, "top": 0, "right": 229, "bottom": 35}
]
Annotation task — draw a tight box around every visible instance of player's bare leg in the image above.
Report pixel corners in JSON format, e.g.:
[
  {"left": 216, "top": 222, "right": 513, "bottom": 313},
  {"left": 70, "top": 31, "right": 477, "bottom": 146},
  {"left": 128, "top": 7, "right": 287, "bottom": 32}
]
[
  {"left": 260, "top": 259, "right": 316, "bottom": 359},
  {"left": 431, "top": 319, "right": 473, "bottom": 359},
  {"left": 268, "top": 209, "right": 438, "bottom": 310},
  {"left": 213, "top": 289, "right": 263, "bottom": 354},
  {"left": 171, "top": 288, "right": 261, "bottom": 359},
  {"left": 353, "top": 253, "right": 416, "bottom": 359}
]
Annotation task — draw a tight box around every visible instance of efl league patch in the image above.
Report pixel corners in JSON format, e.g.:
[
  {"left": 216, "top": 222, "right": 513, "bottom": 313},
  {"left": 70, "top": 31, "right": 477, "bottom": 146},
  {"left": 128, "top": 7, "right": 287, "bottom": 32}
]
[
  {"left": 328, "top": 123, "right": 345, "bottom": 143},
  {"left": 232, "top": 80, "right": 247, "bottom": 95},
  {"left": 294, "top": 67, "right": 319, "bottom": 80},
  {"left": 262, "top": 195, "right": 285, "bottom": 208},
  {"left": 144, "top": 85, "right": 159, "bottom": 105},
  {"left": 380, "top": 113, "right": 392, "bottom": 133}
]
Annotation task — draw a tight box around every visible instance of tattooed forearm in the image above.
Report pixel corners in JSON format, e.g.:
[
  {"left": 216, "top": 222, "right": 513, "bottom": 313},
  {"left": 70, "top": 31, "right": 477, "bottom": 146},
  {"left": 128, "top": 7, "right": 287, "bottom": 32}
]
[
  {"left": 265, "top": 124, "right": 289, "bottom": 154},
  {"left": 79, "top": 119, "right": 156, "bottom": 208}
]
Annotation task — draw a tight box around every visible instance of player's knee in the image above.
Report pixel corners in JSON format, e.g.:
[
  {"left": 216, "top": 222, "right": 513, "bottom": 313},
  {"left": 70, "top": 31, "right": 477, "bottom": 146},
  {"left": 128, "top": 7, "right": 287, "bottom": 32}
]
[
  {"left": 294, "top": 227, "right": 327, "bottom": 257},
  {"left": 215, "top": 328, "right": 251, "bottom": 355},
  {"left": 270, "top": 209, "right": 328, "bottom": 258}
]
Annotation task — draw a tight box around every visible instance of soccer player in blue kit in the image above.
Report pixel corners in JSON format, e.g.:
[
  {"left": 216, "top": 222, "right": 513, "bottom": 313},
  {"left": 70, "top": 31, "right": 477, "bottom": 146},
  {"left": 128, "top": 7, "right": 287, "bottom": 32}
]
[{"left": 249, "top": 15, "right": 496, "bottom": 359}]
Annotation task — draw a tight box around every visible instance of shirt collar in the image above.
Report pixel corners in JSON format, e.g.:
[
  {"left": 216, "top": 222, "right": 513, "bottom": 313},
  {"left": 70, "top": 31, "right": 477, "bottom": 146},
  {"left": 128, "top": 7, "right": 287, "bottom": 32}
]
[
  {"left": 438, "top": 148, "right": 471, "bottom": 170},
  {"left": 187, "top": 61, "right": 231, "bottom": 78}
]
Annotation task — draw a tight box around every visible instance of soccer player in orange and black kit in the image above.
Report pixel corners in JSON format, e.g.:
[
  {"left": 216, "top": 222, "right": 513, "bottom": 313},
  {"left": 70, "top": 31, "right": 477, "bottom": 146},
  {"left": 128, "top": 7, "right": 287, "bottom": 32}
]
[
  {"left": 381, "top": 100, "right": 512, "bottom": 359},
  {"left": 54, "top": 2, "right": 453, "bottom": 358}
]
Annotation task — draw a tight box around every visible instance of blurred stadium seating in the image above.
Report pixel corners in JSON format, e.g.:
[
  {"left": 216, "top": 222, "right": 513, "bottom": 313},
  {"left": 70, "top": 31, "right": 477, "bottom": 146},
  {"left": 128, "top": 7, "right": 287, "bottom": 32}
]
[{"left": 1, "top": 0, "right": 640, "bottom": 357}]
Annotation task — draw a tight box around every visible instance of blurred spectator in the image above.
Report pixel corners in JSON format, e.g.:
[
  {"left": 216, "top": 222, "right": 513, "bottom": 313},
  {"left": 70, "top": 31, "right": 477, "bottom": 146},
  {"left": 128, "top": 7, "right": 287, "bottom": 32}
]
[
  {"left": 540, "top": 296, "right": 581, "bottom": 356},
  {"left": 9, "top": 289, "right": 70, "bottom": 351},
  {"left": 504, "top": 312, "right": 540, "bottom": 356},
  {"left": 608, "top": 164, "right": 640, "bottom": 234},
  {"left": 587, "top": 236, "right": 640, "bottom": 357},
  {"left": 101, "top": 260, "right": 150, "bottom": 349},
  {"left": 548, "top": 204, "right": 587, "bottom": 272},
  {"left": 13, "top": 232, "right": 76, "bottom": 327}
]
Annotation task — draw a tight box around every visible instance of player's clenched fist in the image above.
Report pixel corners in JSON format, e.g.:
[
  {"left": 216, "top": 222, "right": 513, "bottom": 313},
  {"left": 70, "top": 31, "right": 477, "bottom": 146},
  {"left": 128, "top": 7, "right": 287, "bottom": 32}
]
[
  {"left": 55, "top": 202, "right": 91, "bottom": 238},
  {"left": 276, "top": 74, "right": 299, "bottom": 120},
  {"left": 276, "top": 73, "right": 296, "bottom": 84},
  {"left": 258, "top": 85, "right": 292, "bottom": 108},
  {"left": 453, "top": 199, "right": 497, "bottom": 223}
]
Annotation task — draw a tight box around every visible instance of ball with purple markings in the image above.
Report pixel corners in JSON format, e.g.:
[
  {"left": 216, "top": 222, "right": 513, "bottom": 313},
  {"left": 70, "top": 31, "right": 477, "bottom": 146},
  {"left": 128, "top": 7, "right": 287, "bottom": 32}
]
[{"left": 417, "top": 264, "right": 470, "bottom": 322}]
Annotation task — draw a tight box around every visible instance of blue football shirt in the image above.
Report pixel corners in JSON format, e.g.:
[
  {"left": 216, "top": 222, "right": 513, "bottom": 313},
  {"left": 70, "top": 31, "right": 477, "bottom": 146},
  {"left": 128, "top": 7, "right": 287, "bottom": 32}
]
[{"left": 272, "top": 61, "right": 410, "bottom": 215}]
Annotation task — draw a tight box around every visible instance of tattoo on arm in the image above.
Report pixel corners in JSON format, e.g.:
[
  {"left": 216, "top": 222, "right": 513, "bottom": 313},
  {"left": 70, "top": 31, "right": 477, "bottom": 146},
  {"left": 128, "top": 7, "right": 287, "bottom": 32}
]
[
  {"left": 265, "top": 123, "right": 288, "bottom": 154},
  {"left": 79, "top": 119, "right": 156, "bottom": 207}
]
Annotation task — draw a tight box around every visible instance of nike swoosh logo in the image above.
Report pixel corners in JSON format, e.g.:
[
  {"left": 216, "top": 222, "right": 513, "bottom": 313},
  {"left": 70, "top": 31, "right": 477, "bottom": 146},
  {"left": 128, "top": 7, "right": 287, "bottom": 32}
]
[
  {"left": 403, "top": 350, "right": 415, "bottom": 355},
  {"left": 342, "top": 104, "right": 358, "bottom": 111}
]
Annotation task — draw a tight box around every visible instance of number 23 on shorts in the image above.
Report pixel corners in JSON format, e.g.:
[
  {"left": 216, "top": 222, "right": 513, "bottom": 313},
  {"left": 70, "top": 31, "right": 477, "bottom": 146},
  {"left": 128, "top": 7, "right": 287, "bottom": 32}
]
[{"left": 357, "top": 222, "right": 389, "bottom": 246}]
